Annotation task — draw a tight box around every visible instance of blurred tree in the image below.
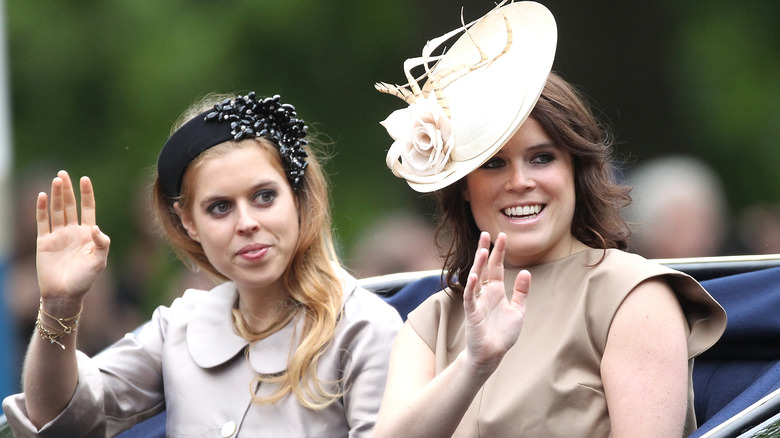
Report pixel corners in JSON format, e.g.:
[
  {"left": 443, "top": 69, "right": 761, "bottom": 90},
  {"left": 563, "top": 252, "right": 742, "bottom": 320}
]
[{"left": 669, "top": 0, "right": 780, "bottom": 209}]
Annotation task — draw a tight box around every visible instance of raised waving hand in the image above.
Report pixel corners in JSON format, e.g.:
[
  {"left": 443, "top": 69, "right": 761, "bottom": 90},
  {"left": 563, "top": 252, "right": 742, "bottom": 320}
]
[
  {"left": 374, "top": 231, "right": 531, "bottom": 438},
  {"left": 462, "top": 231, "right": 530, "bottom": 374},
  {"left": 23, "top": 171, "right": 111, "bottom": 427},
  {"left": 36, "top": 170, "right": 110, "bottom": 301}
]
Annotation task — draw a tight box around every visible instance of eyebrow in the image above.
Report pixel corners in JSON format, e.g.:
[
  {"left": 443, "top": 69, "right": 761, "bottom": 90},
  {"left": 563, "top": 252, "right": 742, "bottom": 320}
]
[
  {"left": 496, "top": 141, "right": 558, "bottom": 157},
  {"left": 526, "top": 141, "right": 558, "bottom": 151}
]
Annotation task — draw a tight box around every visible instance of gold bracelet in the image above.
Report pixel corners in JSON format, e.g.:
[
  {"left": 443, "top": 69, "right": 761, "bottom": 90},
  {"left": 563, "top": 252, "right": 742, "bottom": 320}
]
[
  {"left": 36, "top": 300, "right": 82, "bottom": 349},
  {"left": 38, "top": 299, "right": 82, "bottom": 334},
  {"left": 35, "top": 315, "right": 66, "bottom": 349}
]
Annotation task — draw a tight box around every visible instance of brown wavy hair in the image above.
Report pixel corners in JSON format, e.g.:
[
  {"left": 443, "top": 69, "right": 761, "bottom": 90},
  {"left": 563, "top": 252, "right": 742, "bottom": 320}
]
[
  {"left": 152, "top": 94, "right": 344, "bottom": 409},
  {"left": 436, "top": 72, "right": 631, "bottom": 293}
]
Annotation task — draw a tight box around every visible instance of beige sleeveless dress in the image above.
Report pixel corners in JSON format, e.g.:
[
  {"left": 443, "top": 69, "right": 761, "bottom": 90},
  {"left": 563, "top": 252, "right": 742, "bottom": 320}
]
[{"left": 408, "top": 248, "right": 727, "bottom": 437}]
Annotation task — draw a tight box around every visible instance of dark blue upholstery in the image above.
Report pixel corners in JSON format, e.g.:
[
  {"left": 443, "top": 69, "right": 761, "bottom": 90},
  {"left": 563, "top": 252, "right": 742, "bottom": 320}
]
[
  {"left": 383, "top": 275, "right": 444, "bottom": 321},
  {"left": 692, "top": 360, "right": 778, "bottom": 424},
  {"left": 689, "top": 361, "right": 780, "bottom": 437},
  {"left": 698, "top": 267, "right": 780, "bottom": 361},
  {"left": 115, "top": 411, "right": 166, "bottom": 438},
  {"left": 689, "top": 267, "right": 780, "bottom": 437}
]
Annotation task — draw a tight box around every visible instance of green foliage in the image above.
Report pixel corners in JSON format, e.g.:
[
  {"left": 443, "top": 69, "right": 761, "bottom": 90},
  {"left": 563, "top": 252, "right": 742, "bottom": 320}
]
[
  {"left": 752, "top": 416, "right": 780, "bottom": 437},
  {"left": 669, "top": 0, "right": 780, "bottom": 209},
  {"left": 0, "top": 422, "right": 11, "bottom": 438},
  {"left": 7, "top": 0, "right": 422, "bottom": 301}
]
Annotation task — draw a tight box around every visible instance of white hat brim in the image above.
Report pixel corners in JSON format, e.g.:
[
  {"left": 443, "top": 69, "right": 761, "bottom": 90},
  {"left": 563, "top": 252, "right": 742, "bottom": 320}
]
[{"left": 384, "top": 1, "right": 557, "bottom": 193}]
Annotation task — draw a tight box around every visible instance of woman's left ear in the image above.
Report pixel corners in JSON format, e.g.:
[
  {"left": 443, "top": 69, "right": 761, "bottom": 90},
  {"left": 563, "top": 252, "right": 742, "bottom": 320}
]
[
  {"left": 174, "top": 202, "right": 200, "bottom": 242},
  {"left": 462, "top": 185, "right": 472, "bottom": 202}
]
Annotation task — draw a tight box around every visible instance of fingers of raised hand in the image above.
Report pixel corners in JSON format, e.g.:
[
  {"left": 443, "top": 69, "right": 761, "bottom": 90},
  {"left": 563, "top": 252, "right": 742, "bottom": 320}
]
[
  {"left": 36, "top": 192, "right": 50, "bottom": 237},
  {"left": 514, "top": 269, "right": 531, "bottom": 293},
  {"left": 464, "top": 248, "right": 489, "bottom": 312},
  {"left": 511, "top": 269, "right": 531, "bottom": 310},
  {"left": 59, "top": 170, "right": 79, "bottom": 226},
  {"left": 79, "top": 176, "right": 97, "bottom": 226},
  {"left": 48, "top": 175, "right": 65, "bottom": 229},
  {"left": 91, "top": 225, "right": 110, "bottom": 252},
  {"left": 42, "top": 171, "right": 97, "bottom": 231},
  {"left": 472, "top": 231, "right": 492, "bottom": 282},
  {"left": 484, "top": 232, "right": 507, "bottom": 284}
]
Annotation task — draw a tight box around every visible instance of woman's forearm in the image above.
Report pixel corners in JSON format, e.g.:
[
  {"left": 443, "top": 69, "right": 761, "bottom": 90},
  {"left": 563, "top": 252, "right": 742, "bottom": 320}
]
[
  {"left": 374, "top": 350, "right": 493, "bottom": 438},
  {"left": 22, "top": 298, "right": 83, "bottom": 429}
]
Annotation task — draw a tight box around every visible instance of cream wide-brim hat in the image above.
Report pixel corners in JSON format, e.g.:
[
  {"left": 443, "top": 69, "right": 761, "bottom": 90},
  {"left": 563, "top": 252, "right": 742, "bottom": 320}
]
[{"left": 377, "top": 1, "right": 557, "bottom": 193}]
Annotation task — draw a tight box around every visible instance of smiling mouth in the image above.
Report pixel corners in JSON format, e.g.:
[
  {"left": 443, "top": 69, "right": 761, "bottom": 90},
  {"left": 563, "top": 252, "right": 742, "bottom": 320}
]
[{"left": 502, "top": 204, "right": 543, "bottom": 219}]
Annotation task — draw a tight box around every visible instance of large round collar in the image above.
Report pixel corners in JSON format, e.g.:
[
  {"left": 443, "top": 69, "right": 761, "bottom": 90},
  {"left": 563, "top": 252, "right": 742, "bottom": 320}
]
[{"left": 186, "top": 268, "right": 358, "bottom": 372}]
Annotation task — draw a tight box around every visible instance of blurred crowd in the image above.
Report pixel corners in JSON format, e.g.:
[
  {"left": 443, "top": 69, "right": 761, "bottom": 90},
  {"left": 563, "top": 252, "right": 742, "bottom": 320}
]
[{"left": 625, "top": 154, "right": 780, "bottom": 258}]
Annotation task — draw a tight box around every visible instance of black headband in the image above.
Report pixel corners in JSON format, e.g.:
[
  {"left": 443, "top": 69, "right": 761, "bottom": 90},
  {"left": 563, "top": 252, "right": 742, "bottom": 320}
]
[{"left": 157, "top": 92, "right": 309, "bottom": 197}]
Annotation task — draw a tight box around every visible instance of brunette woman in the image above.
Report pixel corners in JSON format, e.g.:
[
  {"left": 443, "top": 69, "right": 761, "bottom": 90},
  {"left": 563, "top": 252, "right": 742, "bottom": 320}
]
[{"left": 372, "top": 2, "right": 726, "bottom": 437}]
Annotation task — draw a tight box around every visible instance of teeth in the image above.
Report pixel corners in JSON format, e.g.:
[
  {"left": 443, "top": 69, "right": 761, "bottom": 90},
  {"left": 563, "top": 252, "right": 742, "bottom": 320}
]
[{"left": 503, "top": 205, "right": 541, "bottom": 217}]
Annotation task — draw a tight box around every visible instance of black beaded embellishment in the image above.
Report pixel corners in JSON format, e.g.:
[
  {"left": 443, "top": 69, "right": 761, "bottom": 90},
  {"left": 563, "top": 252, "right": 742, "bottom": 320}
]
[{"left": 204, "top": 92, "right": 309, "bottom": 190}]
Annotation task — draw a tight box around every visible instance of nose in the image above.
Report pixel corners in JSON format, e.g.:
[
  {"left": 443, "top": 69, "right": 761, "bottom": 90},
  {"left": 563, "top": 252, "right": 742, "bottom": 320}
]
[
  {"left": 504, "top": 163, "right": 536, "bottom": 192},
  {"left": 235, "top": 202, "right": 260, "bottom": 234}
]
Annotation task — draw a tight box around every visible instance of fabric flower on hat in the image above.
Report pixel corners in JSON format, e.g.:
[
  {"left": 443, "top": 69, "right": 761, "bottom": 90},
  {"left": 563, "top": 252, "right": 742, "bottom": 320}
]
[{"left": 382, "top": 94, "right": 455, "bottom": 177}]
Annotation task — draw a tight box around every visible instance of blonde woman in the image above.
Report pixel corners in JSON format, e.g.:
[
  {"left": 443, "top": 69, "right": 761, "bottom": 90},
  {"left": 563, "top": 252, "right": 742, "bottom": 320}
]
[{"left": 3, "top": 92, "right": 402, "bottom": 437}]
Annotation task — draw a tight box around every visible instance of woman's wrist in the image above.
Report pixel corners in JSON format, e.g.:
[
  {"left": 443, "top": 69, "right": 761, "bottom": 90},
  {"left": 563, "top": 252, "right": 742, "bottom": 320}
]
[
  {"left": 455, "top": 349, "right": 501, "bottom": 381},
  {"left": 39, "top": 296, "right": 85, "bottom": 315}
]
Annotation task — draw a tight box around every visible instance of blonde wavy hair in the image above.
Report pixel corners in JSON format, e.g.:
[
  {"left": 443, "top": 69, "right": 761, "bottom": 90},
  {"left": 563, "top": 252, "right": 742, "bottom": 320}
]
[{"left": 152, "top": 94, "right": 344, "bottom": 409}]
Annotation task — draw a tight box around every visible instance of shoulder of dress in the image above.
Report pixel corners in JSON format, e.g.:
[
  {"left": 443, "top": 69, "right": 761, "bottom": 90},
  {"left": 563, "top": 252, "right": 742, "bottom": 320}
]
[
  {"left": 406, "top": 288, "right": 459, "bottom": 324},
  {"left": 593, "top": 249, "right": 678, "bottom": 277},
  {"left": 343, "top": 286, "right": 403, "bottom": 326},
  {"left": 149, "top": 282, "right": 234, "bottom": 327}
]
